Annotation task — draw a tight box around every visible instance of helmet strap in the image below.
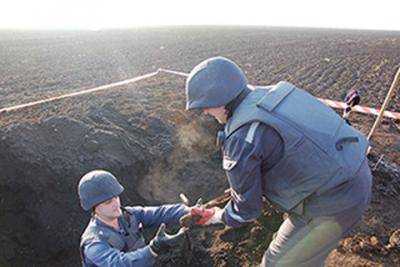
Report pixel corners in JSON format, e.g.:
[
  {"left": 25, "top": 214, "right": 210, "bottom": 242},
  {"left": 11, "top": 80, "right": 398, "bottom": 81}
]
[{"left": 225, "top": 87, "right": 251, "bottom": 118}]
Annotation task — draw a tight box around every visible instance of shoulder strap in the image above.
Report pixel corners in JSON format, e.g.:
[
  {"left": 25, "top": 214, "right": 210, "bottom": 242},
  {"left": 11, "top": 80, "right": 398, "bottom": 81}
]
[
  {"left": 256, "top": 82, "right": 295, "bottom": 112},
  {"left": 245, "top": 122, "right": 260, "bottom": 144}
]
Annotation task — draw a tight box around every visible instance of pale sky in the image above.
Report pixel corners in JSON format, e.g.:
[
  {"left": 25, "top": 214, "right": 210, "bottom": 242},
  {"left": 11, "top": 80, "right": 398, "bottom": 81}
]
[{"left": 1, "top": 0, "right": 399, "bottom": 31}]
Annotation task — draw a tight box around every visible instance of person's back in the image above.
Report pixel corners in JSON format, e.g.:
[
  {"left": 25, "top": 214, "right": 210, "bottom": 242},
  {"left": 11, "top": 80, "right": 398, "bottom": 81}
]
[{"left": 224, "top": 82, "right": 370, "bottom": 215}]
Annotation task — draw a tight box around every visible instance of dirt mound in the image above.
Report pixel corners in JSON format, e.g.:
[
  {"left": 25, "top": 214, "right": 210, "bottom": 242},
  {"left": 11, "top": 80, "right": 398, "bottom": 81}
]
[
  {"left": 0, "top": 76, "right": 227, "bottom": 266},
  {"left": 0, "top": 114, "right": 152, "bottom": 264}
]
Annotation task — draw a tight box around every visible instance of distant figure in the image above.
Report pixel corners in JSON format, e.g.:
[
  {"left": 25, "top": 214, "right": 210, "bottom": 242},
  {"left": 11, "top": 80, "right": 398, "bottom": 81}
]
[
  {"left": 184, "top": 57, "right": 372, "bottom": 266},
  {"left": 343, "top": 89, "right": 361, "bottom": 125},
  {"left": 78, "top": 170, "right": 190, "bottom": 267}
]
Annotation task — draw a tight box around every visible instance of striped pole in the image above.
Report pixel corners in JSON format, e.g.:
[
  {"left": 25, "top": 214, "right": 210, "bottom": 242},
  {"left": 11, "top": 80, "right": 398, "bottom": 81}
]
[{"left": 367, "top": 67, "right": 400, "bottom": 140}]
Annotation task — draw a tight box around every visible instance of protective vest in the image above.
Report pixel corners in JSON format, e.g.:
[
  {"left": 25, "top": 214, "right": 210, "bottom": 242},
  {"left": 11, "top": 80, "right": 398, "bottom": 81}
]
[
  {"left": 80, "top": 208, "right": 146, "bottom": 266},
  {"left": 224, "top": 81, "right": 369, "bottom": 212}
]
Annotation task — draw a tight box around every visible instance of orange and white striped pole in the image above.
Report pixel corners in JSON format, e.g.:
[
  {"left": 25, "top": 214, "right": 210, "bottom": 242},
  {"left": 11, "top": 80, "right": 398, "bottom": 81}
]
[{"left": 317, "top": 98, "right": 400, "bottom": 120}]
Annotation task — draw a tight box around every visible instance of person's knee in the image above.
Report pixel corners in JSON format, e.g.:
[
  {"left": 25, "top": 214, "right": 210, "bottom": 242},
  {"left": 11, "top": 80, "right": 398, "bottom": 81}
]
[
  {"left": 261, "top": 248, "right": 310, "bottom": 267},
  {"left": 261, "top": 247, "right": 281, "bottom": 267},
  {"left": 262, "top": 218, "right": 344, "bottom": 267},
  {"left": 261, "top": 237, "right": 302, "bottom": 267}
]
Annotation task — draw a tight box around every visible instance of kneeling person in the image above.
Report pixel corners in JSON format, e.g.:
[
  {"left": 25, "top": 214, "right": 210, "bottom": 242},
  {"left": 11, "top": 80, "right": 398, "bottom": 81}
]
[{"left": 78, "top": 170, "right": 189, "bottom": 267}]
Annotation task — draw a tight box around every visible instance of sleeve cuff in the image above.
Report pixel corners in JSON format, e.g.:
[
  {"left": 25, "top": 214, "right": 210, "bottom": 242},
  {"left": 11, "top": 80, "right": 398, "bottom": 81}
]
[{"left": 223, "top": 201, "right": 254, "bottom": 228}]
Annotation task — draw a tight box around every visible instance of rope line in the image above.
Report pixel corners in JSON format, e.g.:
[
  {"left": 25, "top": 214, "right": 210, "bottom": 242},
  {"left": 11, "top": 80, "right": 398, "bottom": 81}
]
[
  {"left": 1, "top": 68, "right": 398, "bottom": 120},
  {"left": 0, "top": 70, "right": 159, "bottom": 113}
]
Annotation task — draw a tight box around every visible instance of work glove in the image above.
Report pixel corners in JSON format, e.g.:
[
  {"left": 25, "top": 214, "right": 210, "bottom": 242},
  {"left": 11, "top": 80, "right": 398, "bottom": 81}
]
[
  {"left": 179, "top": 196, "right": 225, "bottom": 227},
  {"left": 190, "top": 206, "right": 224, "bottom": 225},
  {"left": 149, "top": 223, "right": 187, "bottom": 256}
]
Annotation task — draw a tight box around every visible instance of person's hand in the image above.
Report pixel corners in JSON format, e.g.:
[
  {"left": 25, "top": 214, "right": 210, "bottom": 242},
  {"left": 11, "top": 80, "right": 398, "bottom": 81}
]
[{"left": 149, "top": 223, "right": 187, "bottom": 256}]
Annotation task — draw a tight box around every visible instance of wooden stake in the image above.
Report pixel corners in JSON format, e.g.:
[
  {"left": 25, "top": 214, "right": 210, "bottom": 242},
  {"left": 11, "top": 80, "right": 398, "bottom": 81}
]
[
  {"left": 372, "top": 154, "right": 385, "bottom": 171},
  {"left": 368, "top": 67, "right": 400, "bottom": 141}
]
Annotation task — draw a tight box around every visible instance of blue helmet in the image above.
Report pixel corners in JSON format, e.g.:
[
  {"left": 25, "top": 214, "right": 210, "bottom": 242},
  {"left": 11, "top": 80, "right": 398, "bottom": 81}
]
[
  {"left": 78, "top": 170, "right": 124, "bottom": 211},
  {"left": 185, "top": 57, "right": 248, "bottom": 110}
]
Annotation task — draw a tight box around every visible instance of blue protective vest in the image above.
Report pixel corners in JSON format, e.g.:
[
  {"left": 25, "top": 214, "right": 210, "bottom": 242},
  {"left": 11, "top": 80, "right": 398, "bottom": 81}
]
[
  {"left": 224, "top": 81, "right": 369, "bottom": 212},
  {"left": 80, "top": 208, "right": 147, "bottom": 266}
]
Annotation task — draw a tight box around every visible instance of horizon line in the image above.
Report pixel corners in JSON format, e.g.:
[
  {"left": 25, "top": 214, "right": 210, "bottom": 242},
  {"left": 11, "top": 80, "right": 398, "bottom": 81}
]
[{"left": 0, "top": 24, "right": 399, "bottom": 33}]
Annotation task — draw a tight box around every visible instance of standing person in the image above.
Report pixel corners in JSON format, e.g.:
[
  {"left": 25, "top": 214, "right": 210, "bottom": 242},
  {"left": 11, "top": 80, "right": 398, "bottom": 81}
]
[
  {"left": 185, "top": 57, "right": 372, "bottom": 266},
  {"left": 78, "top": 170, "right": 189, "bottom": 267}
]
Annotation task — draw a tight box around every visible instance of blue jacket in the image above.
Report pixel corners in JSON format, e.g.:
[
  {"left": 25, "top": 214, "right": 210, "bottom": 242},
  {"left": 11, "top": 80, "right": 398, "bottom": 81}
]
[
  {"left": 221, "top": 82, "right": 370, "bottom": 227},
  {"left": 80, "top": 204, "right": 188, "bottom": 267}
]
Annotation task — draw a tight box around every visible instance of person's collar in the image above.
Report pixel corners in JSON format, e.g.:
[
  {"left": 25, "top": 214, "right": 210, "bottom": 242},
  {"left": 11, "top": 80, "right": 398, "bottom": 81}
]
[{"left": 94, "top": 213, "right": 120, "bottom": 230}]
